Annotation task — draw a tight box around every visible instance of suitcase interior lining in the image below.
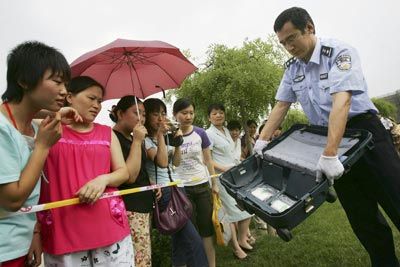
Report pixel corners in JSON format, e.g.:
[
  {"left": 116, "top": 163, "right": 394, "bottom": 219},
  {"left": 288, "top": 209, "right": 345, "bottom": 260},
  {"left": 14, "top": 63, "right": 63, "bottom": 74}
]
[
  {"left": 263, "top": 130, "right": 358, "bottom": 176},
  {"left": 252, "top": 130, "right": 358, "bottom": 213}
]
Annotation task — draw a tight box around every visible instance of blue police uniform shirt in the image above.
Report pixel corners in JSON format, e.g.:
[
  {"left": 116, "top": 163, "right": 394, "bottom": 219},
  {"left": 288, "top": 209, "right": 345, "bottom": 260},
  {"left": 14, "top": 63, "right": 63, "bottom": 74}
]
[{"left": 275, "top": 37, "right": 377, "bottom": 126}]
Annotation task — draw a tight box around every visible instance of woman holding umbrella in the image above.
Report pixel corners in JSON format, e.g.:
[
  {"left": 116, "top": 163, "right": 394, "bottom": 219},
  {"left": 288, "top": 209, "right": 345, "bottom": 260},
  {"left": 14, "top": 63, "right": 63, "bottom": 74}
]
[{"left": 110, "top": 95, "right": 156, "bottom": 266}]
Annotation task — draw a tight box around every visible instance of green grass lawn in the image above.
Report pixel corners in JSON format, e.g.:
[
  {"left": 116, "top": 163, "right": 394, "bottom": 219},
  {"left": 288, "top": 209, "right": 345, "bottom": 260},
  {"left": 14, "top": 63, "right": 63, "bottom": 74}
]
[
  {"left": 152, "top": 201, "right": 400, "bottom": 266},
  {"left": 214, "top": 201, "right": 400, "bottom": 267}
]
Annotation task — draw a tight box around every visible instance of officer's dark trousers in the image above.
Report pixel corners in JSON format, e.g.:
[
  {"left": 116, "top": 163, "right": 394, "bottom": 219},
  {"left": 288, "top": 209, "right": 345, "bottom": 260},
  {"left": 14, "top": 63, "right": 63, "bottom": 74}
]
[{"left": 334, "top": 114, "right": 400, "bottom": 267}]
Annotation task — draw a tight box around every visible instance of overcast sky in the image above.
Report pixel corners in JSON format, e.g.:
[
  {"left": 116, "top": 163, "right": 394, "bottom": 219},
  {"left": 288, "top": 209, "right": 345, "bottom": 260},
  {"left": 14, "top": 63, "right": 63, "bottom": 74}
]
[{"left": 0, "top": 0, "right": 399, "bottom": 125}]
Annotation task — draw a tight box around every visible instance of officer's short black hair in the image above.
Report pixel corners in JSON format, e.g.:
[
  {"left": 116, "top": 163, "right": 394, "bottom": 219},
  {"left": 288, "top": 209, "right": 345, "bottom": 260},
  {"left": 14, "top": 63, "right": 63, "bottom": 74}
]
[
  {"left": 2, "top": 41, "right": 70, "bottom": 103},
  {"left": 274, "top": 7, "right": 315, "bottom": 34},
  {"left": 207, "top": 103, "right": 225, "bottom": 116}
]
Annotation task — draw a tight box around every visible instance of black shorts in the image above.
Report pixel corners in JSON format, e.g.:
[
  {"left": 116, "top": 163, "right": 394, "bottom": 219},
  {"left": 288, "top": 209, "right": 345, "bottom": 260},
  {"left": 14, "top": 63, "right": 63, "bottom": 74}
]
[{"left": 184, "top": 182, "right": 214, "bottom": 237}]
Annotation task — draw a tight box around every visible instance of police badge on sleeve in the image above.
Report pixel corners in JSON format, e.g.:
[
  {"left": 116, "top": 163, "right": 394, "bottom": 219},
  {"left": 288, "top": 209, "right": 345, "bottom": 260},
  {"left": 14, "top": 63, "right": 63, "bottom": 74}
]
[{"left": 335, "top": 54, "right": 352, "bottom": 71}]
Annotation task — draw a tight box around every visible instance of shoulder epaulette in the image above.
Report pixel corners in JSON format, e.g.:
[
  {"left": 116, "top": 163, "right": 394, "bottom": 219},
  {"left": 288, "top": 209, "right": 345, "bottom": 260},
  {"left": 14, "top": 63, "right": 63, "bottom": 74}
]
[
  {"left": 321, "top": 46, "right": 333, "bottom": 57},
  {"left": 284, "top": 57, "right": 296, "bottom": 69}
]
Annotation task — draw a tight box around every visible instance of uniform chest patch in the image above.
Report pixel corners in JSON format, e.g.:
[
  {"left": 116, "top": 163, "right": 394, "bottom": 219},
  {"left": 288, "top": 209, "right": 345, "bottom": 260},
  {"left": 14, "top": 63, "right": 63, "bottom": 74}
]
[
  {"left": 336, "top": 54, "right": 352, "bottom": 71},
  {"left": 293, "top": 75, "right": 305, "bottom": 83},
  {"left": 321, "top": 46, "right": 333, "bottom": 57},
  {"left": 320, "top": 73, "right": 328, "bottom": 80}
]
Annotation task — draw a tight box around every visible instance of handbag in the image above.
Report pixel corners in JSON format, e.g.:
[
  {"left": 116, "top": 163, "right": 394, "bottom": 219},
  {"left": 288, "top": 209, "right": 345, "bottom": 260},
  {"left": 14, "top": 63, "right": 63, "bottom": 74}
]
[
  {"left": 153, "top": 156, "right": 193, "bottom": 235},
  {"left": 212, "top": 192, "right": 232, "bottom": 246}
]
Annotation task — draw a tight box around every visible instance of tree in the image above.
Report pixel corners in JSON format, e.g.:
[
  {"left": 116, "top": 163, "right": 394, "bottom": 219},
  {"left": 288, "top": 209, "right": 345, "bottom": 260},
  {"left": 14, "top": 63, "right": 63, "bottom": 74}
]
[
  {"left": 280, "top": 109, "right": 309, "bottom": 131},
  {"left": 371, "top": 98, "right": 398, "bottom": 119},
  {"left": 167, "top": 37, "right": 287, "bottom": 129}
]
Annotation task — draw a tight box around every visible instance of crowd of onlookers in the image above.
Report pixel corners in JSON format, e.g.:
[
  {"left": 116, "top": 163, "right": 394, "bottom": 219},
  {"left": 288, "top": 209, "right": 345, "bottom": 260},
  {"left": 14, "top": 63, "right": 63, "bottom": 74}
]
[{"left": 0, "top": 41, "right": 279, "bottom": 267}]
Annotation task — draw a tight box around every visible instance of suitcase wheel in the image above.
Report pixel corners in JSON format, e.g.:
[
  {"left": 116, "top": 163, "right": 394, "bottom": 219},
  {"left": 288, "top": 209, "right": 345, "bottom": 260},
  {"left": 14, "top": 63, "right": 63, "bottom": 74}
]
[
  {"left": 276, "top": 228, "right": 292, "bottom": 242},
  {"left": 326, "top": 187, "right": 337, "bottom": 203}
]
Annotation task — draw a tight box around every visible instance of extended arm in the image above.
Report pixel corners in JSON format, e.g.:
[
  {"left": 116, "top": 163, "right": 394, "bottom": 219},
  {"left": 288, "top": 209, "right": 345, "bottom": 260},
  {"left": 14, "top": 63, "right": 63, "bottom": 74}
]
[
  {"left": 253, "top": 101, "right": 291, "bottom": 155},
  {"left": 316, "top": 91, "right": 350, "bottom": 185},
  {"left": 203, "top": 148, "right": 218, "bottom": 193},
  {"left": 324, "top": 92, "right": 351, "bottom": 156},
  {"left": 258, "top": 101, "right": 291, "bottom": 141}
]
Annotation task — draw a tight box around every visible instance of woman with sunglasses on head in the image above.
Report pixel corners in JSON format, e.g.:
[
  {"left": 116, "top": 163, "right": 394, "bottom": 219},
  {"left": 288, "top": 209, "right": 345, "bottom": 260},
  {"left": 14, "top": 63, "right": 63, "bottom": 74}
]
[
  {"left": 110, "top": 95, "right": 155, "bottom": 267},
  {"left": 38, "top": 76, "right": 133, "bottom": 267},
  {"left": 172, "top": 98, "right": 217, "bottom": 267},
  {"left": 143, "top": 98, "right": 208, "bottom": 267}
]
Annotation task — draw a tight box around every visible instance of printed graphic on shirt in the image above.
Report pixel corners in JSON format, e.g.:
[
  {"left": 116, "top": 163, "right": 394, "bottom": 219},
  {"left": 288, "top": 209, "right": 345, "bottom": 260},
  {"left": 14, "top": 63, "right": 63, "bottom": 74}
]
[
  {"left": 179, "top": 138, "right": 203, "bottom": 171},
  {"left": 335, "top": 54, "right": 352, "bottom": 71},
  {"left": 174, "top": 127, "right": 211, "bottom": 185}
]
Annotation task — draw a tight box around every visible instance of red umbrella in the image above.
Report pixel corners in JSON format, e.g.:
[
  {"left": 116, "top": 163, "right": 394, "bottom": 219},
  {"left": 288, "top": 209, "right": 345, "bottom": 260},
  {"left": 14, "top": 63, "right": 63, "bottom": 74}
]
[{"left": 70, "top": 39, "right": 197, "bottom": 100}]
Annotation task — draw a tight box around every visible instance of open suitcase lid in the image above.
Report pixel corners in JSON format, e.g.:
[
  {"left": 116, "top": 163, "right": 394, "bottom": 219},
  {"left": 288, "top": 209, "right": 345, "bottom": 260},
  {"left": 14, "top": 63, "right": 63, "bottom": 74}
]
[
  {"left": 219, "top": 124, "right": 374, "bottom": 239},
  {"left": 262, "top": 124, "right": 373, "bottom": 176}
]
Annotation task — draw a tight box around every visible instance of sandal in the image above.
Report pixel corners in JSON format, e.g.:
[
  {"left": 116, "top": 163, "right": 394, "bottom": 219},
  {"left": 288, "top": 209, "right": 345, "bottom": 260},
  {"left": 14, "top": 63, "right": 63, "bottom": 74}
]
[{"left": 248, "top": 235, "right": 256, "bottom": 246}]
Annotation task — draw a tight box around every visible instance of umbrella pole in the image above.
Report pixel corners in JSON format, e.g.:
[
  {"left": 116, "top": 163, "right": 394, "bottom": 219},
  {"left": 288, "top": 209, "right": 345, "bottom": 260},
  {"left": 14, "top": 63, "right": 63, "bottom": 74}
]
[{"left": 134, "top": 96, "right": 142, "bottom": 123}]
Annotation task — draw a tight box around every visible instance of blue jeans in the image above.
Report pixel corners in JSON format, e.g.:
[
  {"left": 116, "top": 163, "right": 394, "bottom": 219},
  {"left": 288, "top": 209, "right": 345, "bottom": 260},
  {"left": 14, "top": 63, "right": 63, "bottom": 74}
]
[{"left": 159, "top": 187, "right": 208, "bottom": 267}]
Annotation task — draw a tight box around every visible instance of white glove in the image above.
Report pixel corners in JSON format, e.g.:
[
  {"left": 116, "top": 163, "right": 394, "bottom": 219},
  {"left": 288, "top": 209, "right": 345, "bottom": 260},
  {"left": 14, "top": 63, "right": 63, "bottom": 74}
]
[
  {"left": 316, "top": 155, "right": 344, "bottom": 186},
  {"left": 253, "top": 139, "right": 269, "bottom": 157}
]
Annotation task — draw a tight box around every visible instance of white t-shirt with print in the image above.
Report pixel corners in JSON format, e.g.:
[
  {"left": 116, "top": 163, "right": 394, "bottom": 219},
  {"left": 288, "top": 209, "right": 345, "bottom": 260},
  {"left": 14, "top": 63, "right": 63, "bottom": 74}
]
[{"left": 175, "top": 126, "right": 211, "bottom": 186}]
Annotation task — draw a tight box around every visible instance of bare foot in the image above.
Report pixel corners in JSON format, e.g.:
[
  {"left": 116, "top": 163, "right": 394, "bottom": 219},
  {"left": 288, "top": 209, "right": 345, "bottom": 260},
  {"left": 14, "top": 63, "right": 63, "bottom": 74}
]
[
  {"left": 233, "top": 248, "right": 247, "bottom": 260},
  {"left": 238, "top": 240, "right": 253, "bottom": 251}
]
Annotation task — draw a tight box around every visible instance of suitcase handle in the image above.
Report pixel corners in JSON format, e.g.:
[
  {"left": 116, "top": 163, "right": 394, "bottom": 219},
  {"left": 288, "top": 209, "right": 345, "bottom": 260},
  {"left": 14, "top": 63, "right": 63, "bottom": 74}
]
[{"left": 304, "top": 195, "right": 314, "bottom": 213}]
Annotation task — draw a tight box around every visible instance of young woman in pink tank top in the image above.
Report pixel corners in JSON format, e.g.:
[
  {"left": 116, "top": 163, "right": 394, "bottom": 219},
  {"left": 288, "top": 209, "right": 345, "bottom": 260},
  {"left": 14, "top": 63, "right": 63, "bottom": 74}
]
[{"left": 38, "top": 76, "right": 134, "bottom": 267}]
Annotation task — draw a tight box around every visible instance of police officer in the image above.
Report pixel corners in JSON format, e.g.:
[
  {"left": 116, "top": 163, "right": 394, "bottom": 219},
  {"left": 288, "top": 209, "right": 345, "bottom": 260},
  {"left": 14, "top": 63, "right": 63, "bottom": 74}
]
[{"left": 255, "top": 7, "right": 400, "bottom": 267}]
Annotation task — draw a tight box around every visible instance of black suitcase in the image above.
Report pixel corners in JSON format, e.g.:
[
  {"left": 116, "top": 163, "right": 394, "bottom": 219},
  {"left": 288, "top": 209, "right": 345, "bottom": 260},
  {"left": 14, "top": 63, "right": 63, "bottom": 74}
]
[{"left": 219, "top": 124, "right": 373, "bottom": 241}]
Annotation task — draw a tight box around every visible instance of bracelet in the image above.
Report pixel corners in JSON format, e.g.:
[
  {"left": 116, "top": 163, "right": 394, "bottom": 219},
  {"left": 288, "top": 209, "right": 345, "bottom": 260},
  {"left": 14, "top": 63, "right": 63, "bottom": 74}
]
[{"left": 33, "top": 230, "right": 40, "bottom": 234}]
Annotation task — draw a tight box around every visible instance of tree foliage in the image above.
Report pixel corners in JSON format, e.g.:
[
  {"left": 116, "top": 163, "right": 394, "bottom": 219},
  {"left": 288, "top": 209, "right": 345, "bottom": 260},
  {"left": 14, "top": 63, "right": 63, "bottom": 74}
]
[
  {"left": 280, "top": 109, "right": 309, "bottom": 131},
  {"left": 371, "top": 97, "right": 398, "bottom": 119},
  {"left": 167, "top": 37, "right": 287, "bottom": 128}
]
